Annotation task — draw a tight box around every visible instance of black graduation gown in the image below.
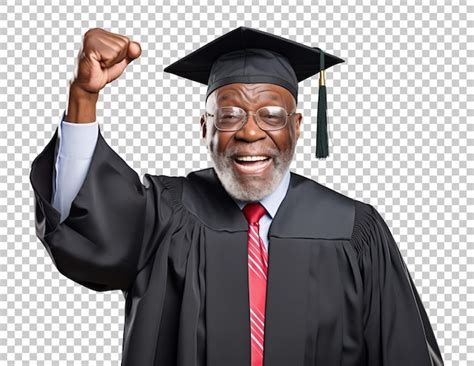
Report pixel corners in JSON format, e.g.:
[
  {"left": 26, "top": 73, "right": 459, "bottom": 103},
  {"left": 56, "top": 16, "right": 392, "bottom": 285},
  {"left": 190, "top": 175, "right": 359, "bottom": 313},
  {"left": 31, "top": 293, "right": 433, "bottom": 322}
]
[{"left": 29, "top": 126, "right": 444, "bottom": 366}]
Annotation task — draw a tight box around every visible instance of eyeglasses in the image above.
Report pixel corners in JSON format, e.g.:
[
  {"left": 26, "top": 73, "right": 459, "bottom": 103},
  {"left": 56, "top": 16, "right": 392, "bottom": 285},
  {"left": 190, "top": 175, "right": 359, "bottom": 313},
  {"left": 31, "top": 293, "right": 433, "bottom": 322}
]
[{"left": 205, "top": 106, "right": 296, "bottom": 132}]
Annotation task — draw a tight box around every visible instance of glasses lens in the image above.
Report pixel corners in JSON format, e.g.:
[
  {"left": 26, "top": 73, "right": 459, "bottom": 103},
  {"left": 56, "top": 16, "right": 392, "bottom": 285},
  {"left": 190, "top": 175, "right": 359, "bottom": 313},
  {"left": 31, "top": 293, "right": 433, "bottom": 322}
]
[
  {"left": 257, "top": 106, "right": 287, "bottom": 129},
  {"left": 213, "top": 106, "right": 289, "bottom": 131},
  {"left": 215, "top": 107, "right": 245, "bottom": 130}
]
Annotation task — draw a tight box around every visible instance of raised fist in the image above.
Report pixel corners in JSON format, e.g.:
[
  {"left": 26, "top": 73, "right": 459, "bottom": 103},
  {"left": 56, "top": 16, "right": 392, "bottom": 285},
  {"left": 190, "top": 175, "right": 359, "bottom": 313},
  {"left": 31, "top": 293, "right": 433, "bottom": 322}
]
[{"left": 70, "top": 28, "right": 141, "bottom": 93}]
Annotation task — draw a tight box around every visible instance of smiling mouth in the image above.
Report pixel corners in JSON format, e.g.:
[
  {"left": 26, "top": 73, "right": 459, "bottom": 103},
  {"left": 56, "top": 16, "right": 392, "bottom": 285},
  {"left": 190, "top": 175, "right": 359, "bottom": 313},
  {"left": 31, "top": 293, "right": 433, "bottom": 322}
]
[{"left": 232, "top": 155, "right": 273, "bottom": 174}]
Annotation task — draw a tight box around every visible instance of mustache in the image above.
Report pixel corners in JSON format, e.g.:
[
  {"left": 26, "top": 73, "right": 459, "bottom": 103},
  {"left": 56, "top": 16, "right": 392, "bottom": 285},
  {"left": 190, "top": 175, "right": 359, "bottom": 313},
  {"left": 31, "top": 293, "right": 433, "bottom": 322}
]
[{"left": 222, "top": 145, "right": 280, "bottom": 158}]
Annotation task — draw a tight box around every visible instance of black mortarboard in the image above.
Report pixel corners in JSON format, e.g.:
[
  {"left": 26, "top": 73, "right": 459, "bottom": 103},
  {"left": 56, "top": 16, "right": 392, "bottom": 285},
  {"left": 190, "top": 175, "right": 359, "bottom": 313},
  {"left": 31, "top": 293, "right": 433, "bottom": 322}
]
[{"left": 163, "top": 26, "right": 344, "bottom": 159}]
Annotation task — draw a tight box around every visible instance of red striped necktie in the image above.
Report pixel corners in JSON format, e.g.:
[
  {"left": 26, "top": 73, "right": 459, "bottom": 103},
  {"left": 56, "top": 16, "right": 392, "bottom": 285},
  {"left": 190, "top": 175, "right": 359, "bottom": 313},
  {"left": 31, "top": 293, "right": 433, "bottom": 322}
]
[{"left": 242, "top": 202, "right": 269, "bottom": 366}]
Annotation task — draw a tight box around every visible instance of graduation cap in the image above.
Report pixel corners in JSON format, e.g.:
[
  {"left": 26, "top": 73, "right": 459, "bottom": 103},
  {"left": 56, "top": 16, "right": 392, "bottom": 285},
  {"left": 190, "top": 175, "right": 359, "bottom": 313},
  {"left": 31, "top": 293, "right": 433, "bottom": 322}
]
[{"left": 163, "top": 26, "right": 344, "bottom": 159}]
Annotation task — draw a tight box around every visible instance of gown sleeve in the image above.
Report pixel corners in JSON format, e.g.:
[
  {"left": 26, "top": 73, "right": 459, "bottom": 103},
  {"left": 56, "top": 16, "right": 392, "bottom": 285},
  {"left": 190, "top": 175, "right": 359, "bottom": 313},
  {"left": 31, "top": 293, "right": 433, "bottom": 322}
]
[
  {"left": 29, "top": 122, "right": 175, "bottom": 292},
  {"left": 351, "top": 201, "right": 444, "bottom": 366}
]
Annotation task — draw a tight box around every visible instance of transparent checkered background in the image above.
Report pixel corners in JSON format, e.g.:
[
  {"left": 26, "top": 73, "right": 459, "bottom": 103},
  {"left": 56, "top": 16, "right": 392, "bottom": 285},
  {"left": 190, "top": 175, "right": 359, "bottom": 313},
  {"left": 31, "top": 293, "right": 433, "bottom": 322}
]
[{"left": 0, "top": 0, "right": 472, "bottom": 365}]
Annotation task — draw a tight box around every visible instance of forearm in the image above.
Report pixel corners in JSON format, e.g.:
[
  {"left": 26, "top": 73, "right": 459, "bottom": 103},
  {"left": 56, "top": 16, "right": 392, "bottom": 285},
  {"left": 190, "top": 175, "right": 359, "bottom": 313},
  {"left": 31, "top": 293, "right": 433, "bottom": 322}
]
[{"left": 65, "top": 83, "right": 99, "bottom": 123}]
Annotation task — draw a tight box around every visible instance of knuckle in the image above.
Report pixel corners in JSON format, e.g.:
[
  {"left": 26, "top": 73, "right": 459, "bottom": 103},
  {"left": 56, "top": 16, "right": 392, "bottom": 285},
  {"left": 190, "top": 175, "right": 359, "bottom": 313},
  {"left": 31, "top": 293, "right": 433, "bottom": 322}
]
[
  {"left": 119, "top": 35, "right": 130, "bottom": 46},
  {"left": 84, "top": 27, "right": 97, "bottom": 36}
]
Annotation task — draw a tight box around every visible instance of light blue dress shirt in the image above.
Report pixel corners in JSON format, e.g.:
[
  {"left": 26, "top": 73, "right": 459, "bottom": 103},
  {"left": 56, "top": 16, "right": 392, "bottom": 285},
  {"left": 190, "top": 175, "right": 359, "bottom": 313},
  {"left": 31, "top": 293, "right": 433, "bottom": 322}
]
[
  {"left": 52, "top": 110, "right": 99, "bottom": 223},
  {"left": 52, "top": 110, "right": 291, "bottom": 251}
]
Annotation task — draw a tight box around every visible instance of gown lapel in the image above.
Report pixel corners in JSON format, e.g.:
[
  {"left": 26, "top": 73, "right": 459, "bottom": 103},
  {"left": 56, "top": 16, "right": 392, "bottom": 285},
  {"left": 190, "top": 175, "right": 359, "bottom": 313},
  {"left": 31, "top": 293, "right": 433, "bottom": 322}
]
[{"left": 184, "top": 168, "right": 250, "bottom": 365}]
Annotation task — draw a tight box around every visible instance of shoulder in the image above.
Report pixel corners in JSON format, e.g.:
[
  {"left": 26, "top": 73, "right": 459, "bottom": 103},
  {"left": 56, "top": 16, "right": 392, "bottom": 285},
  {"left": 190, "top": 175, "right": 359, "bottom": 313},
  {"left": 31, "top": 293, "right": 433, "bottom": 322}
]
[
  {"left": 289, "top": 171, "right": 379, "bottom": 241},
  {"left": 139, "top": 171, "right": 188, "bottom": 210},
  {"left": 346, "top": 193, "right": 393, "bottom": 257},
  {"left": 290, "top": 171, "right": 358, "bottom": 207}
]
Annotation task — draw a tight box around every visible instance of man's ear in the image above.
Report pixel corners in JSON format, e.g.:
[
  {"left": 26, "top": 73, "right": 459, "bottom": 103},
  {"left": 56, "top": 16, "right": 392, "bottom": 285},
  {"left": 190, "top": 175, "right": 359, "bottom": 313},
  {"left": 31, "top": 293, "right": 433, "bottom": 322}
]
[
  {"left": 200, "top": 114, "right": 207, "bottom": 139},
  {"left": 295, "top": 113, "right": 302, "bottom": 140}
]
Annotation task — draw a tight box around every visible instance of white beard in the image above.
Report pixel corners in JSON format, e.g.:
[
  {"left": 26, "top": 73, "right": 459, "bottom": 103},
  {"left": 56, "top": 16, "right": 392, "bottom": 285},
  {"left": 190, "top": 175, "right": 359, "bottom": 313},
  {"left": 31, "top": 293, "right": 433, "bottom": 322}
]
[{"left": 210, "top": 145, "right": 295, "bottom": 202}]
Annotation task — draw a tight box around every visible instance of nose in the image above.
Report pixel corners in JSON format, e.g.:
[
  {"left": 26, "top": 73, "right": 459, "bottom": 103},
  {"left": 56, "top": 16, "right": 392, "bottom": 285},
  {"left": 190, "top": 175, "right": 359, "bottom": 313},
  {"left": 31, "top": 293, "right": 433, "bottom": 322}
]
[{"left": 233, "top": 113, "right": 267, "bottom": 142}]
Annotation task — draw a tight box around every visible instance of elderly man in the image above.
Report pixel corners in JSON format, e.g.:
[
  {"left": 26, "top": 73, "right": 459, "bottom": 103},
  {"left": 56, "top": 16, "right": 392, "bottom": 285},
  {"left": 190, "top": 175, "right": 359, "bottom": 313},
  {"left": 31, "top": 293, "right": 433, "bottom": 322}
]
[{"left": 30, "top": 27, "right": 443, "bottom": 365}]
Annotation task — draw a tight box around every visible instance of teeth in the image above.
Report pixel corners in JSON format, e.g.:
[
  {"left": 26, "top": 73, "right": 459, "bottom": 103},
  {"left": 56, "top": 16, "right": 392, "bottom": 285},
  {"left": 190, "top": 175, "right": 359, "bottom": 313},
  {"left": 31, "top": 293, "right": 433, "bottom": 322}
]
[{"left": 235, "top": 156, "right": 269, "bottom": 162}]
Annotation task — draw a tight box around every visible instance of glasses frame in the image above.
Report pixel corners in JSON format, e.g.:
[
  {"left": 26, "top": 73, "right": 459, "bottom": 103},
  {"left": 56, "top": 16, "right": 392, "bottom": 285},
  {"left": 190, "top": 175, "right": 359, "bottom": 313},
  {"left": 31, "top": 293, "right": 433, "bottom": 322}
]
[{"left": 205, "top": 105, "right": 297, "bottom": 132}]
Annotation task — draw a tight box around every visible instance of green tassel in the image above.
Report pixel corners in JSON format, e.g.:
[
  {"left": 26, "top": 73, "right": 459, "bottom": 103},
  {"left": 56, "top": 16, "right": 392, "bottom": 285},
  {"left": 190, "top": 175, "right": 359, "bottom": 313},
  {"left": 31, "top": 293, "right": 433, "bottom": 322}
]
[
  {"left": 316, "top": 48, "right": 329, "bottom": 159},
  {"left": 316, "top": 83, "right": 328, "bottom": 158}
]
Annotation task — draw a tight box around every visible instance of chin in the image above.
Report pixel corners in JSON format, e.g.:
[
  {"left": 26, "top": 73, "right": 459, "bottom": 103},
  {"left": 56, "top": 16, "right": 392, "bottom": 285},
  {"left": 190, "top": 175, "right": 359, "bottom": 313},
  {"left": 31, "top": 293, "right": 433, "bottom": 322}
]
[{"left": 211, "top": 153, "right": 292, "bottom": 202}]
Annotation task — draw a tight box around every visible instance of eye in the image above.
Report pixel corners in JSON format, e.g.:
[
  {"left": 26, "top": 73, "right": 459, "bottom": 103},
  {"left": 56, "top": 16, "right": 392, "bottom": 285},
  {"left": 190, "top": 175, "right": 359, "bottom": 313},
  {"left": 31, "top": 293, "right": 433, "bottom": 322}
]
[{"left": 222, "top": 113, "right": 237, "bottom": 119}]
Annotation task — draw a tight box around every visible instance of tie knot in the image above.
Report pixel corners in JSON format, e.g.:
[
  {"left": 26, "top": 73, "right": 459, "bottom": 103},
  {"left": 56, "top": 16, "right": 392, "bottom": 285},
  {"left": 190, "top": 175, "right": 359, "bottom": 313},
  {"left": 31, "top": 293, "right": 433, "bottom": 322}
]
[{"left": 242, "top": 202, "right": 267, "bottom": 224}]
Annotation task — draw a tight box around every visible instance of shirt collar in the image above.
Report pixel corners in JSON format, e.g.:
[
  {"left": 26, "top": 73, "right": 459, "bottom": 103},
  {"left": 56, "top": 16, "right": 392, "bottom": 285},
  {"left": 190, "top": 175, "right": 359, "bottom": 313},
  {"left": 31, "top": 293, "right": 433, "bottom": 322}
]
[{"left": 233, "top": 168, "right": 291, "bottom": 218}]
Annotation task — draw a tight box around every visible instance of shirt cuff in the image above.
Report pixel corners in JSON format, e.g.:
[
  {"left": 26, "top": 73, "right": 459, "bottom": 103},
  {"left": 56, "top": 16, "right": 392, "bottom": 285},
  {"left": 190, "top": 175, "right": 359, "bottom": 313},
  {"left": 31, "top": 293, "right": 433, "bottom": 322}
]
[{"left": 59, "top": 109, "right": 99, "bottom": 159}]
